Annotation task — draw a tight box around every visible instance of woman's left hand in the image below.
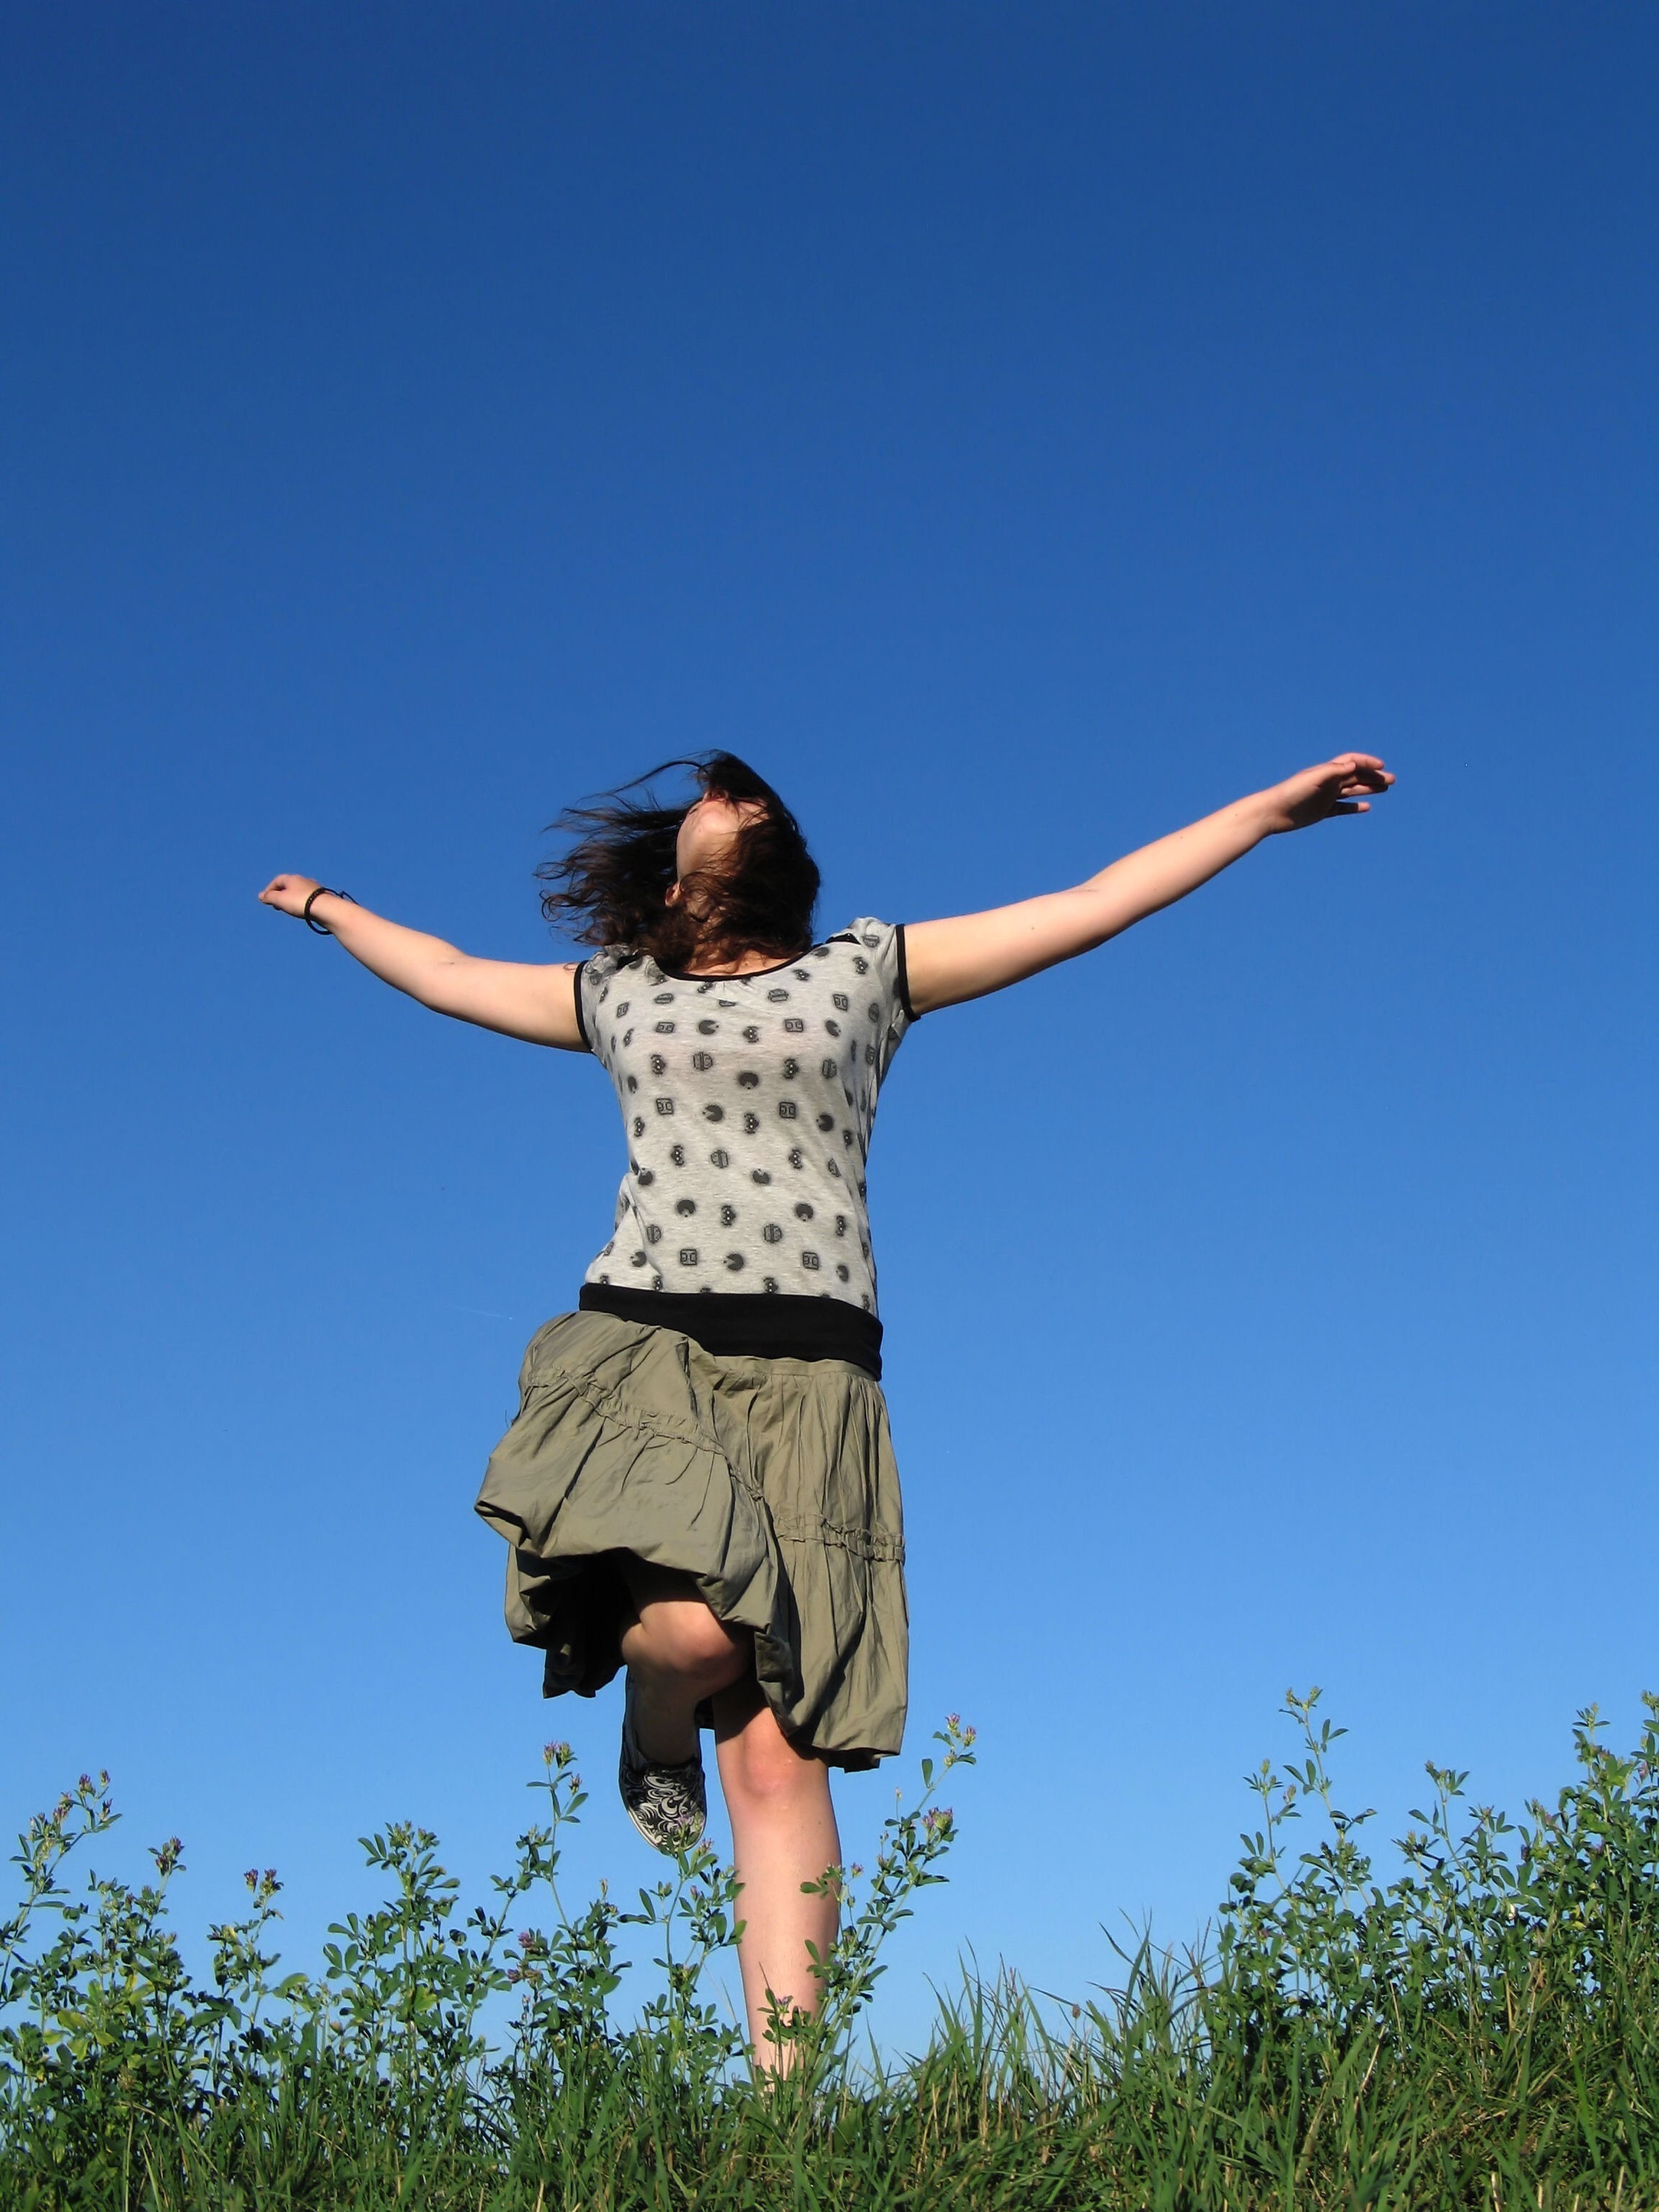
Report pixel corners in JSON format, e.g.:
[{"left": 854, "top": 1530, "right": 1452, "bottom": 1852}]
[{"left": 1259, "top": 753, "right": 1394, "bottom": 834}]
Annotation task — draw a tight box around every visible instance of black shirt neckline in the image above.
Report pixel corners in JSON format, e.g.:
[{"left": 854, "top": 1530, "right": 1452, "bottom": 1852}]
[{"left": 654, "top": 944, "right": 821, "bottom": 984}]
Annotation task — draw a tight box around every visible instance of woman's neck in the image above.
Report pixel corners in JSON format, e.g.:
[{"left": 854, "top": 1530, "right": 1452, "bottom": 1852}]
[{"left": 668, "top": 935, "right": 807, "bottom": 979}]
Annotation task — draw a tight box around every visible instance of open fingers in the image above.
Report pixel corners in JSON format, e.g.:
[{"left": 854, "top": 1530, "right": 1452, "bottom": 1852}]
[{"left": 1329, "top": 754, "right": 1393, "bottom": 793}]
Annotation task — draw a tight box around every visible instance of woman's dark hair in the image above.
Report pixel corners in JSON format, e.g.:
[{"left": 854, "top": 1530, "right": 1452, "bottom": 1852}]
[{"left": 536, "top": 752, "right": 821, "bottom": 970}]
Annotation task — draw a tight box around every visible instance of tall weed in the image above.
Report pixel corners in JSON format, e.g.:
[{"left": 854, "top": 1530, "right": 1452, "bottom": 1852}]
[{"left": 2, "top": 1697, "right": 1655, "bottom": 2208}]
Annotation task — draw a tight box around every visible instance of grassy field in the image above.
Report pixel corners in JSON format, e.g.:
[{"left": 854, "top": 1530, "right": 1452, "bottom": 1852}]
[{"left": 4, "top": 1693, "right": 1657, "bottom": 2210}]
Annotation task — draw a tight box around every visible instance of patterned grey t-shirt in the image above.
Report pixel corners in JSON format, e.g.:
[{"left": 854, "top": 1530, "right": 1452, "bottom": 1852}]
[{"left": 577, "top": 919, "right": 914, "bottom": 1314}]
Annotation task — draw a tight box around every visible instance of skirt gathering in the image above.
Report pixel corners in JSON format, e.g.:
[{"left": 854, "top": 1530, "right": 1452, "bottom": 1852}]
[{"left": 473, "top": 1307, "right": 908, "bottom": 1770}]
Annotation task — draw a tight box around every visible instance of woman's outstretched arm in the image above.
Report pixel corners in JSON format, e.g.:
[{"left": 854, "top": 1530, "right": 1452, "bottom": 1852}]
[
  {"left": 258, "top": 876, "right": 587, "bottom": 1049},
  {"left": 904, "top": 752, "right": 1393, "bottom": 1016}
]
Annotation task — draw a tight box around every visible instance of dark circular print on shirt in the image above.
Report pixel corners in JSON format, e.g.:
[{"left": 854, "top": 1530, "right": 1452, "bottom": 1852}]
[{"left": 576, "top": 920, "right": 914, "bottom": 1315}]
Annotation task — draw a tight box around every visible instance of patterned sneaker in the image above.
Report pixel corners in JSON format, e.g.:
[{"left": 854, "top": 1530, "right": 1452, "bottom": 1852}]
[{"left": 619, "top": 1679, "right": 707, "bottom": 1854}]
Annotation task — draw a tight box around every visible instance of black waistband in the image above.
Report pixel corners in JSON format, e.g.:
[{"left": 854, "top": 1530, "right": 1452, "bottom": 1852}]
[{"left": 577, "top": 1285, "right": 884, "bottom": 1380}]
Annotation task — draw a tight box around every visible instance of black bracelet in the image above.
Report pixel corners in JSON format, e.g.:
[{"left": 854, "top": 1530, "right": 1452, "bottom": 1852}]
[{"left": 302, "top": 886, "right": 356, "bottom": 935}]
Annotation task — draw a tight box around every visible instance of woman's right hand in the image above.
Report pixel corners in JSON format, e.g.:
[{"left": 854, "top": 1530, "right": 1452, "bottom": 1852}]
[{"left": 258, "top": 873, "right": 323, "bottom": 918}]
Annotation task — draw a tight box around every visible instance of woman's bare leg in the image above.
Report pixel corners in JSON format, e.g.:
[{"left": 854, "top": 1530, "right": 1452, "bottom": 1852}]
[
  {"left": 714, "top": 1676, "right": 841, "bottom": 2063},
  {"left": 616, "top": 1558, "right": 750, "bottom": 1762},
  {"left": 613, "top": 1561, "right": 840, "bottom": 2062}
]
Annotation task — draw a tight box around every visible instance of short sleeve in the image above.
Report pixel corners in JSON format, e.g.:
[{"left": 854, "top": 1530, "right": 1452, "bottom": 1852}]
[
  {"left": 577, "top": 947, "right": 634, "bottom": 1069},
  {"left": 839, "top": 916, "right": 917, "bottom": 1087}
]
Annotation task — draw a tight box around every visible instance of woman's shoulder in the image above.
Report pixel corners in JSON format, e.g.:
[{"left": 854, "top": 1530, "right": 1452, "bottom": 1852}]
[
  {"left": 577, "top": 944, "right": 652, "bottom": 1001},
  {"left": 581, "top": 941, "right": 649, "bottom": 971},
  {"left": 822, "top": 917, "right": 899, "bottom": 953},
  {"left": 822, "top": 917, "right": 905, "bottom": 973}
]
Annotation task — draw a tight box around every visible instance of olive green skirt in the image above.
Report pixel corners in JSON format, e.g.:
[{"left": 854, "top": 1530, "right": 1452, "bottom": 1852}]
[{"left": 474, "top": 1308, "right": 908, "bottom": 1769}]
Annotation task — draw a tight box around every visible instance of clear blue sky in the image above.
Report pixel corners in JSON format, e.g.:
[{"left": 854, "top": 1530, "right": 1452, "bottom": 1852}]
[{"left": 4, "top": 6, "right": 1655, "bottom": 2050}]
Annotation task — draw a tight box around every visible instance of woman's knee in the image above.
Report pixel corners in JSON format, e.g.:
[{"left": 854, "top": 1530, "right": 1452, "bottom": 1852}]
[
  {"left": 628, "top": 1601, "right": 748, "bottom": 1688},
  {"left": 723, "top": 1713, "right": 828, "bottom": 1810}
]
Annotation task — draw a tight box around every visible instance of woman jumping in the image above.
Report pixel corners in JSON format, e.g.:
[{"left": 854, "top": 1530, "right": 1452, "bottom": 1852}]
[{"left": 259, "top": 746, "right": 1390, "bottom": 2057}]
